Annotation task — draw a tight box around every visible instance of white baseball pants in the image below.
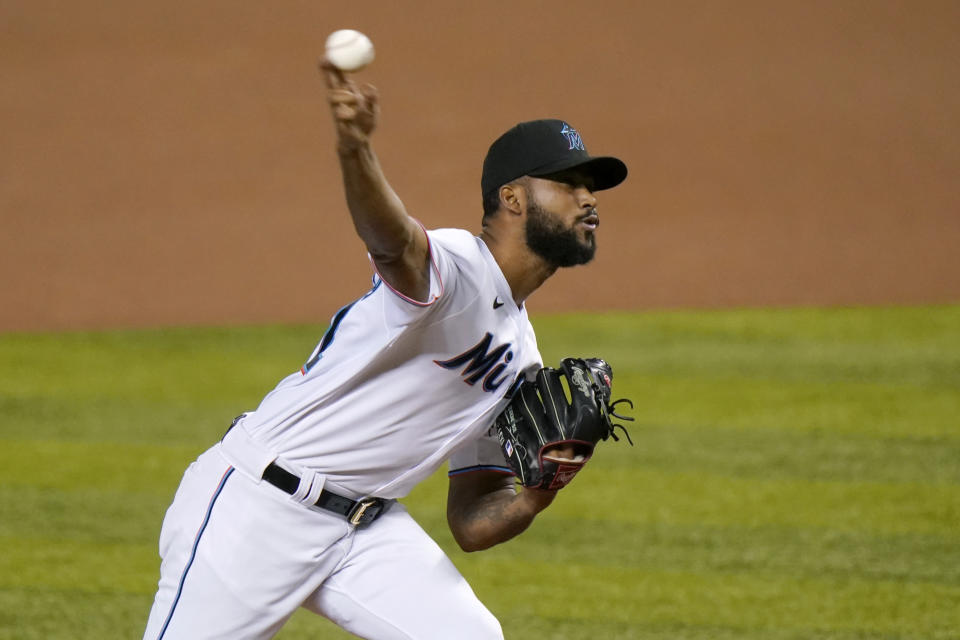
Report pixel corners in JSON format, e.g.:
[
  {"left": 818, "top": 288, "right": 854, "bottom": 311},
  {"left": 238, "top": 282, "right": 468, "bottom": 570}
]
[{"left": 142, "top": 445, "right": 503, "bottom": 639}]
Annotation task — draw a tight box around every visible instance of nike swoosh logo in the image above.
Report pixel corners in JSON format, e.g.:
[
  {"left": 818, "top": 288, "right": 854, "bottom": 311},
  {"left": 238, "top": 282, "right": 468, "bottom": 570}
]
[{"left": 493, "top": 297, "right": 505, "bottom": 309}]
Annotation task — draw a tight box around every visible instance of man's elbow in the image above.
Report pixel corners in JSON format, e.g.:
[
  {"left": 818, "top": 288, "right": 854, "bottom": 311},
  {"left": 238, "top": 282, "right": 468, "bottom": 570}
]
[
  {"left": 448, "top": 518, "right": 498, "bottom": 553},
  {"left": 455, "top": 535, "right": 498, "bottom": 553},
  {"left": 455, "top": 538, "right": 486, "bottom": 553}
]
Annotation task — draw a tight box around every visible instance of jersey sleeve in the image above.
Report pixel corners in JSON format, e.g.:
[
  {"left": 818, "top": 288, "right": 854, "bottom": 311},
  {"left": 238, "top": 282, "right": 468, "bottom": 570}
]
[
  {"left": 372, "top": 227, "right": 480, "bottom": 325},
  {"left": 369, "top": 221, "right": 445, "bottom": 307},
  {"left": 448, "top": 427, "right": 513, "bottom": 477}
]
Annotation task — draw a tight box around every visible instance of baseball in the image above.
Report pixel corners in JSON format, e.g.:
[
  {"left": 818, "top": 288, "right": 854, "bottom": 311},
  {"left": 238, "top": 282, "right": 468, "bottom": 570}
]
[{"left": 325, "top": 29, "right": 375, "bottom": 72}]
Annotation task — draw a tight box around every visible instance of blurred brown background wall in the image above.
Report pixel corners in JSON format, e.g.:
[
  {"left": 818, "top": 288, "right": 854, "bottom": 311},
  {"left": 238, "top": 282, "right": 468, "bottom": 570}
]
[{"left": 2, "top": 0, "right": 958, "bottom": 331}]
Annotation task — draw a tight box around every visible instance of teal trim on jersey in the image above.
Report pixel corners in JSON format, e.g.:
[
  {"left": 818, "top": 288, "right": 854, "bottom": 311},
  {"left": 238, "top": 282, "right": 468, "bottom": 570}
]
[
  {"left": 302, "top": 279, "right": 383, "bottom": 374},
  {"left": 447, "top": 465, "right": 514, "bottom": 477}
]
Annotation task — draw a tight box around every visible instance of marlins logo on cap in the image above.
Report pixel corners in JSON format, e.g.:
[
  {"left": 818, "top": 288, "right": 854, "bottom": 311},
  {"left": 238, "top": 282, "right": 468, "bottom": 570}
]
[{"left": 560, "top": 123, "right": 585, "bottom": 151}]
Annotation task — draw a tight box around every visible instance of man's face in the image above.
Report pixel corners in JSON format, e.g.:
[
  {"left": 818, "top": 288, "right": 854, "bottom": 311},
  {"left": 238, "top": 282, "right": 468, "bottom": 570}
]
[{"left": 523, "top": 169, "right": 600, "bottom": 268}]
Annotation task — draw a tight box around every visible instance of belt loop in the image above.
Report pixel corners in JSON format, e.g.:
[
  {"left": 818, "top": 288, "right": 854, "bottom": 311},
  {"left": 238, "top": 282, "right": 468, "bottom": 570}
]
[
  {"left": 219, "top": 423, "right": 277, "bottom": 481},
  {"left": 290, "top": 468, "right": 326, "bottom": 506}
]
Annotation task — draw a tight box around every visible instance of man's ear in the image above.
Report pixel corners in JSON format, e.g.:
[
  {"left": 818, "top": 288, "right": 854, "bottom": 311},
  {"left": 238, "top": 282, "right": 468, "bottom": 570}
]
[{"left": 499, "top": 181, "right": 526, "bottom": 215}]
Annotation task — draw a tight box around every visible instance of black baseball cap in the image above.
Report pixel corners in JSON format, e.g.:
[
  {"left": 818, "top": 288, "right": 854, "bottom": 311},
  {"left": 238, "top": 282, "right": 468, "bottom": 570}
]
[{"left": 481, "top": 119, "right": 628, "bottom": 197}]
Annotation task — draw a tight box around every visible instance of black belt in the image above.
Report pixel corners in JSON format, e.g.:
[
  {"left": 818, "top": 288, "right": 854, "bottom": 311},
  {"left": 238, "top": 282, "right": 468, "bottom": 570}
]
[{"left": 261, "top": 462, "right": 388, "bottom": 526}]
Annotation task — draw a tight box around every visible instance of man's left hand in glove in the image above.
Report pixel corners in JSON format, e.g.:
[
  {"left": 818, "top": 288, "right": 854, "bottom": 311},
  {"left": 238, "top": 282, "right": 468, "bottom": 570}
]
[{"left": 494, "top": 357, "right": 634, "bottom": 491}]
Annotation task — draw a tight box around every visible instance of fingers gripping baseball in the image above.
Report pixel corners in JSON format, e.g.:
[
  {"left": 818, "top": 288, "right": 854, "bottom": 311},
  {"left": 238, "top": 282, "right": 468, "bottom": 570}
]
[{"left": 320, "top": 59, "right": 379, "bottom": 151}]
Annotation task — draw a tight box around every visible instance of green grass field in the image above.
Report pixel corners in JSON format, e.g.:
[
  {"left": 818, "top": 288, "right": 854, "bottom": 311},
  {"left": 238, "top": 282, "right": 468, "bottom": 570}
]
[{"left": 1, "top": 305, "right": 958, "bottom": 639}]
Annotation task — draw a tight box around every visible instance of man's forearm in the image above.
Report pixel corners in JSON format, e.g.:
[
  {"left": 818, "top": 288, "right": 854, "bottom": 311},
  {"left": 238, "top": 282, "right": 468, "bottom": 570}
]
[
  {"left": 337, "top": 143, "right": 411, "bottom": 261},
  {"left": 448, "top": 480, "right": 558, "bottom": 552}
]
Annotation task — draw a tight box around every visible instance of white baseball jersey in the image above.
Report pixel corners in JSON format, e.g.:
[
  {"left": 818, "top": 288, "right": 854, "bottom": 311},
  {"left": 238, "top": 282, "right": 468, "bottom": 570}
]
[
  {"left": 234, "top": 227, "right": 542, "bottom": 498},
  {"left": 144, "top": 227, "right": 541, "bottom": 640}
]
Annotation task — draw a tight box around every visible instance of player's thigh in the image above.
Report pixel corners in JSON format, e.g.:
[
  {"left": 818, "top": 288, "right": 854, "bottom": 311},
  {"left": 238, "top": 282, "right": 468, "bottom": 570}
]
[
  {"left": 306, "top": 503, "right": 503, "bottom": 640},
  {"left": 144, "top": 449, "right": 351, "bottom": 640}
]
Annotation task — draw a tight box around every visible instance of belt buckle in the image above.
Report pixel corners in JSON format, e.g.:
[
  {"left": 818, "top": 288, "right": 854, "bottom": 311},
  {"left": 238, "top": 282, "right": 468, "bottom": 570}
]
[{"left": 348, "top": 498, "right": 380, "bottom": 526}]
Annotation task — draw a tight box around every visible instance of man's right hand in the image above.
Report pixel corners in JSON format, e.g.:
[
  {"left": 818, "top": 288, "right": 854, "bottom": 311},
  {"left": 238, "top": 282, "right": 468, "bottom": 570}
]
[{"left": 320, "top": 57, "right": 379, "bottom": 153}]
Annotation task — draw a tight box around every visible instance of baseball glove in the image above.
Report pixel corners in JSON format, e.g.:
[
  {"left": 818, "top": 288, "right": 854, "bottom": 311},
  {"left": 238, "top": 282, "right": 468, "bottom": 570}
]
[{"left": 494, "top": 357, "right": 634, "bottom": 490}]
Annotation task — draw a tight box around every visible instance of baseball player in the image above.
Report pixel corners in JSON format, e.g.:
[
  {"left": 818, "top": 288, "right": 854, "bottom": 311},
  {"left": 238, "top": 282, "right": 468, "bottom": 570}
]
[{"left": 142, "top": 60, "right": 627, "bottom": 640}]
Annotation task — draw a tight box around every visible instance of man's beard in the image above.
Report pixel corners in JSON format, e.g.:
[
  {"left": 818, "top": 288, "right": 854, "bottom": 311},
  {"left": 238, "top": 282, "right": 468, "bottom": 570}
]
[{"left": 525, "top": 198, "right": 596, "bottom": 268}]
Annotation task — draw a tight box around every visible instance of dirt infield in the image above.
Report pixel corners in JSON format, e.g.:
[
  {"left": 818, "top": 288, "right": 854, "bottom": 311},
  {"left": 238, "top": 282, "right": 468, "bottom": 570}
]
[{"left": 2, "top": 1, "right": 958, "bottom": 331}]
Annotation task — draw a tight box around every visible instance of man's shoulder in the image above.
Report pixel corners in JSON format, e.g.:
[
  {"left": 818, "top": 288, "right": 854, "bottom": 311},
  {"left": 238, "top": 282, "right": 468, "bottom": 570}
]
[
  {"left": 428, "top": 227, "right": 477, "bottom": 247},
  {"left": 427, "top": 228, "right": 484, "bottom": 262}
]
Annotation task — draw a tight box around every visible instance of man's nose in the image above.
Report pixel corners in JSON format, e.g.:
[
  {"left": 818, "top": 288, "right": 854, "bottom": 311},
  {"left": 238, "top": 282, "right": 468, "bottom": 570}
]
[{"left": 577, "top": 186, "right": 597, "bottom": 209}]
